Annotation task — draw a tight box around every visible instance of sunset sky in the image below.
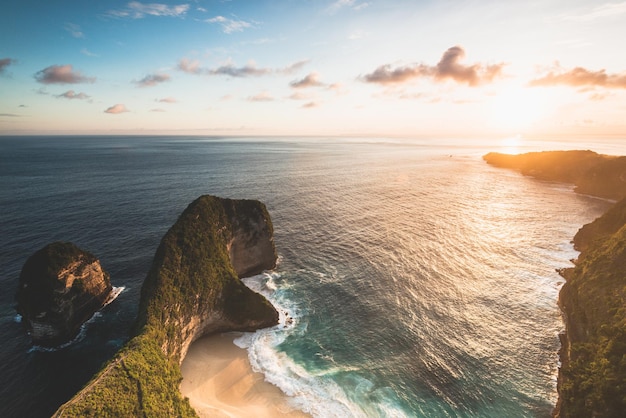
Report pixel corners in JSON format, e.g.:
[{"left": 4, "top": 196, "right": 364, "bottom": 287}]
[{"left": 1, "top": 0, "right": 625, "bottom": 137}]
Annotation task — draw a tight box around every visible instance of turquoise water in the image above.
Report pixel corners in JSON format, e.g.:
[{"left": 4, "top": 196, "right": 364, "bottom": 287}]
[{"left": 0, "top": 136, "right": 621, "bottom": 417}]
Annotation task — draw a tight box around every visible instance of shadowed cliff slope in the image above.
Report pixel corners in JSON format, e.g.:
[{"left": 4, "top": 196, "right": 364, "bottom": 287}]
[{"left": 54, "top": 195, "right": 278, "bottom": 417}]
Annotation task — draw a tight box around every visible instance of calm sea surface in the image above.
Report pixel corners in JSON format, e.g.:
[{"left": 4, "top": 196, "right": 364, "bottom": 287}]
[{"left": 0, "top": 136, "right": 622, "bottom": 417}]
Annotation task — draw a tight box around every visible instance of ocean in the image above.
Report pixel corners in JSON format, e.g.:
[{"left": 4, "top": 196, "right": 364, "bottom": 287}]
[{"left": 0, "top": 136, "right": 623, "bottom": 417}]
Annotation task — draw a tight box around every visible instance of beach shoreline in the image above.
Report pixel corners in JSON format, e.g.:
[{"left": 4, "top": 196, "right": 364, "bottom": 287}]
[{"left": 180, "top": 333, "right": 310, "bottom": 418}]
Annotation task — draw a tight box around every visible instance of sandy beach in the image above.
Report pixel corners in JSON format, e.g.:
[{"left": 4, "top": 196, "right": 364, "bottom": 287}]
[{"left": 180, "top": 333, "right": 310, "bottom": 418}]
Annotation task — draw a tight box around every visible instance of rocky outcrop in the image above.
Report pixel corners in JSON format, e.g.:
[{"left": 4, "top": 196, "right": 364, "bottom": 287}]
[
  {"left": 54, "top": 195, "right": 278, "bottom": 417},
  {"left": 16, "top": 242, "right": 112, "bottom": 347},
  {"left": 483, "top": 150, "right": 626, "bottom": 200}
]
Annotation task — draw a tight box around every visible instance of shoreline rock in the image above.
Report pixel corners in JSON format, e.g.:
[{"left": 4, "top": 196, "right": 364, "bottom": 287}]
[{"left": 16, "top": 242, "right": 112, "bottom": 347}]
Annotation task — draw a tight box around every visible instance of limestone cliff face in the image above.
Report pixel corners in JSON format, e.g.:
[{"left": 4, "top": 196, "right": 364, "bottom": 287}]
[
  {"left": 135, "top": 195, "right": 279, "bottom": 362},
  {"left": 16, "top": 242, "right": 112, "bottom": 346},
  {"left": 54, "top": 195, "right": 278, "bottom": 417}
]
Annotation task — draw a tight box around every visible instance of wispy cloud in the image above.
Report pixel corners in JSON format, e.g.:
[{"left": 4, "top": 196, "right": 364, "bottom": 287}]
[
  {"left": 327, "top": 0, "right": 370, "bottom": 15},
  {"left": 64, "top": 23, "right": 84, "bottom": 38},
  {"left": 158, "top": 97, "right": 177, "bottom": 103},
  {"left": 34, "top": 64, "right": 96, "bottom": 84},
  {"left": 150, "top": 108, "right": 166, "bottom": 112},
  {"left": 529, "top": 63, "right": 626, "bottom": 89},
  {"left": 248, "top": 91, "right": 275, "bottom": 102},
  {"left": 559, "top": 2, "right": 626, "bottom": 22},
  {"left": 108, "top": 2, "right": 190, "bottom": 19},
  {"left": 104, "top": 104, "right": 129, "bottom": 114},
  {"left": 0, "top": 57, "right": 16, "bottom": 74},
  {"left": 135, "top": 72, "right": 171, "bottom": 87},
  {"left": 81, "top": 48, "right": 98, "bottom": 57},
  {"left": 56, "top": 90, "right": 90, "bottom": 100},
  {"left": 290, "top": 72, "right": 325, "bottom": 88},
  {"left": 361, "top": 46, "right": 505, "bottom": 87},
  {"left": 0, "top": 113, "right": 21, "bottom": 117},
  {"left": 206, "top": 15, "right": 254, "bottom": 33},
  {"left": 178, "top": 58, "right": 308, "bottom": 77},
  {"left": 301, "top": 101, "right": 319, "bottom": 108}
]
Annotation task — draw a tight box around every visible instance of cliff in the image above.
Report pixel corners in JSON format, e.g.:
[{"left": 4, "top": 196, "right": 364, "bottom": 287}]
[
  {"left": 484, "top": 151, "right": 626, "bottom": 417},
  {"left": 483, "top": 150, "right": 626, "bottom": 200},
  {"left": 16, "top": 242, "right": 112, "bottom": 346},
  {"left": 53, "top": 195, "right": 278, "bottom": 417},
  {"left": 557, "top": 198, "right": 626, "bottom": 417}
]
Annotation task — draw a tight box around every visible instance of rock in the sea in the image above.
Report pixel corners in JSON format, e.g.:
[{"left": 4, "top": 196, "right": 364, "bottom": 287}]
[{"left": 16, "top": 242, "right": 112, "bottom": 346}]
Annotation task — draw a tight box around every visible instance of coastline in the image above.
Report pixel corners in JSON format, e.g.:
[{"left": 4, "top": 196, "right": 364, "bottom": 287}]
[{"left": 180, "top": 333, "right": 310, "bottom": 418}]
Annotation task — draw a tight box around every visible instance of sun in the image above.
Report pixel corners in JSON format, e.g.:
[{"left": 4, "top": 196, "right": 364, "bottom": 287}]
[{"left": 489, "top": 84, "right": 554, "bottom": 132}]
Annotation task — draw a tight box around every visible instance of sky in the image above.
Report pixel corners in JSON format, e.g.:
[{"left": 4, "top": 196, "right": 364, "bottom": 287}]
[{"left": 1, "top": 0, "right": 626, "bottom": 137}]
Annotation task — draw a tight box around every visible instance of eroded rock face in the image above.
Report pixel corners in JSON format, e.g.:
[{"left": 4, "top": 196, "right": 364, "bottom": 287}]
[{"left": 16, "top": 242, "right": 112, "bottom": 346}]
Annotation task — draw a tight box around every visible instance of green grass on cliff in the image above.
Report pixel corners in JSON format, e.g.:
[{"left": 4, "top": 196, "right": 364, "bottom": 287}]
[
  {"left": 54, "top": 335, "right": 196, "bottom": 417},
  {"left": 559, "top": 202, "right": 626, "bottom": 417}
]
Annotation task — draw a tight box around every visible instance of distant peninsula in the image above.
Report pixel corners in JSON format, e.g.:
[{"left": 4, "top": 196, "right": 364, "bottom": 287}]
[
  {"left": 53, "top": 195, "right": 279, "bottom": 417},
  {"left": 483, "top": 150, "right": 626, "bottom": 201},
  {"left": 484, "top": 150, "right": 626, "bottom": 417}
]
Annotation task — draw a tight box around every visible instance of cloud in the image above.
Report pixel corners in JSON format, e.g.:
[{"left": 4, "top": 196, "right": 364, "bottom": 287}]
[
  {"left": 178, "top": 58, "right": 308, "bottom": 77},
  {"left": 104, "top": 104, "right": 129, "bottom": 114},
  {"left": 135, "top": 72, "right": 171, "bottom": 87},
  {"left": 559, "top": 2, "right": 626, "bottom": 22},
  {"left": 301, "top": 101, "right": 319, "bottom": 108},
  {"left": 108, "top": 2, "right": 190, "bottom": 19},
  {"left": 248, "top": 91, "right": 274, "bottom": 102},
  {"left": 290, "top": 72, "right": 325, "bottom": 88},
  {"left": 56, "top": 90, "right": 90, "bottom": 100},
  {"left": 64, "top": 23, "right": 84, "bottom": 38},
  {"left": 81, "top": 48, "right": 98, "bottom": 57},
  {"left": 206, "top": 15, "right": 254, "bottom": 33},
  {"left": 361, "top": 46, "right": 505, "bottom": 87},
  {"left": 0, "top": 57, "right": 16, "bottom": 74},
  {"left": 158, "top": 96, "right": 177, "bottom": 103},
  {"left": 327, "top": 0, "right": 370, "bottom": 14},
  {"left": 0, "top": 113, "right": 21, "bottom": 117},
  {"left": 150, "top": 108, "right": 166, "bottom": 112},
  {"left": 529, "top": 64, "right": 626, "bottom": 89},
  {"left": 35, "top": 64, "right": 95, "bottom": 84},
  {"left": 288, "top": 92, "right": 314, "bottom": 100}
]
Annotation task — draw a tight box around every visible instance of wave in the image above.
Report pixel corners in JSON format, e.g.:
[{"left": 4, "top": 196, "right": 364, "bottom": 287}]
[
  {"left": 239, "top": 272, "right": 408, "bottom": 418},
  {"left": 27, "top": 287, "right": 126, "bottom": 353}
]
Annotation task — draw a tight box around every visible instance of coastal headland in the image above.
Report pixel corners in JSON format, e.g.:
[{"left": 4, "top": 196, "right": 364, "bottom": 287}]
[
  {"left": 484, "top": 150, "right": 626, "bottom": 417},
  {"left": 53, "top": 195, "right": 280, "bottom": 417}
]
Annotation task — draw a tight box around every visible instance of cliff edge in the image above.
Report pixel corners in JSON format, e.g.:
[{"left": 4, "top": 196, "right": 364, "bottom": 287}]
[
  {"left": 16, "top": 242, "right": 112, "bottom": 347},
  {"left": 54, "top": 195, "right": 278, "bottom": 417}
]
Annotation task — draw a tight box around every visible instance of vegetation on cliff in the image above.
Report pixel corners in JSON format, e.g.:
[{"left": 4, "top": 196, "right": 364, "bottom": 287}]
[
  {"left": 558, "top": 199, "right": 626, "bottom": 417},
  {"left": 54, "top": 195, "right": 278, "bottom": 417},
  {"left": 483, "top": 150, "right": 626, "bottom": 200}
]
